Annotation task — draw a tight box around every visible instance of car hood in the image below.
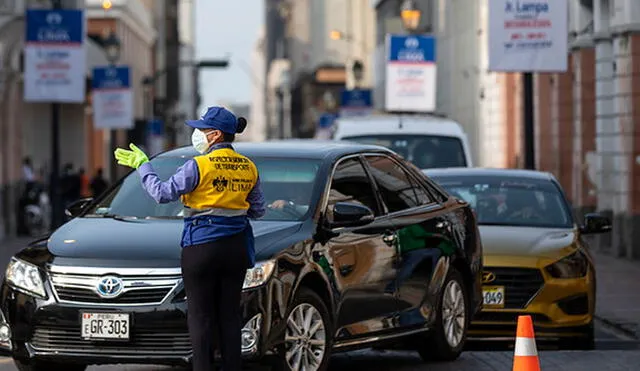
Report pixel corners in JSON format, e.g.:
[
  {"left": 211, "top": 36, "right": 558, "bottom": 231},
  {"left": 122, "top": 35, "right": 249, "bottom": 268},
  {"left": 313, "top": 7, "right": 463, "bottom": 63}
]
[
  {"left": 479, "top": 225, "right": 577, "bottom": 259},
  {"left": 47, "top": 217, "right": 303, "bottom": 265}
]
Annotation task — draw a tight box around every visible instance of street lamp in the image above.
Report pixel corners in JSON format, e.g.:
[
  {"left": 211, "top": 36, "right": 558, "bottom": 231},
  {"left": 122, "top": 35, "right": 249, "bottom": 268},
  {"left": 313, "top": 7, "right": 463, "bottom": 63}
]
[
  {"left": 103, "top": 32, "right": 121, "bottom": 65},
  {"left": 400, "top": 0, "right": 421, "bottom": 33}
]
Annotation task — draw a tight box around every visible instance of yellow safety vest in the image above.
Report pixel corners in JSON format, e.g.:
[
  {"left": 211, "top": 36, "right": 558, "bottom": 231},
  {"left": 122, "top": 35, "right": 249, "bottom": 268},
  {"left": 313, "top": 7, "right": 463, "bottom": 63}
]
[{"left": 181, "top": 147, "right": 258, "bottom": 216}]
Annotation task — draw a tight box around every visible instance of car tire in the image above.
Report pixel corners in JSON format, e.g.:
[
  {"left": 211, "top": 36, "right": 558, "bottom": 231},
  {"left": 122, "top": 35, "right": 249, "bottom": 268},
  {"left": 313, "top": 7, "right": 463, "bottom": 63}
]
[
  {"left": 14, "top": 360, "right": 86, "bottom": 371},
  {"left": 417, "top": 267, "right": 469, "bottom": 362},
  {"left": 270, "top": 287, "right": 333, "bottom": 371}
]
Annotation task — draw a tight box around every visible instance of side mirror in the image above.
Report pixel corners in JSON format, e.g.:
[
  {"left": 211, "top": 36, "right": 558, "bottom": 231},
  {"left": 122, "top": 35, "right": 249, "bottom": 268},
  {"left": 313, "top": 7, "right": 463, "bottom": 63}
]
[
  {"left": 580, "top": 213, "right": 612, "bottom": 235},
  {"left": 327, "top": 202, "right": 374, "bottom": 229},
  {"left": 64, "top": 197, "right": 94, "bottom": 218}
]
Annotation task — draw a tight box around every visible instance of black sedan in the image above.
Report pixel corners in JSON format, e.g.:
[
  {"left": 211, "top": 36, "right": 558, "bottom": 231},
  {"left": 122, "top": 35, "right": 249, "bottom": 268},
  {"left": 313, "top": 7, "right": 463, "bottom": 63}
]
[{"left": 0, "top": 140, "right": 482, "bottom": 371}]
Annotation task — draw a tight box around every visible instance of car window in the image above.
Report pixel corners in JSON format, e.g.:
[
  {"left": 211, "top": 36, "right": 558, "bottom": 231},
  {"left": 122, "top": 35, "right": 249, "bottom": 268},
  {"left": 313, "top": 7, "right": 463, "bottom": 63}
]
[
  {"left": 326, "top": 157, "right": 380, "bottom": 218},
  {"left": 431, "top": 175, "right": 574, "bottom": 228},
  {"left": 363, "top": 155, "right": 420, "bottom": 213},
  {"left": 343, "top": 134, "right": 467, "bottom": 169},
  {"left": 84, "top": 156, "right": 322, "bottom": 221},
  {"left": 407, "top": 173, "right": 436, "bottom": 205}
]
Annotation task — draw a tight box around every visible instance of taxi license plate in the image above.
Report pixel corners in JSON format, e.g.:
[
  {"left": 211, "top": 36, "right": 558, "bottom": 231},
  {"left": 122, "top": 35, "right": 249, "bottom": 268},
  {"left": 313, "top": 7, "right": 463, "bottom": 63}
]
[
  {"left": 81, "top": 312, "right": 130, "bottom": 340},
  {"left": 482, "top": 286, "right": 505, "bottom": 308}
]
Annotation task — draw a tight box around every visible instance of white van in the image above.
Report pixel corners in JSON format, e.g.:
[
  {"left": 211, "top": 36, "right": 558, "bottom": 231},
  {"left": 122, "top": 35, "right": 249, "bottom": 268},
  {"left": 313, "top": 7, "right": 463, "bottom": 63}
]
[{"left": 332, "top": 114, "right": 473, "bottom": 169}]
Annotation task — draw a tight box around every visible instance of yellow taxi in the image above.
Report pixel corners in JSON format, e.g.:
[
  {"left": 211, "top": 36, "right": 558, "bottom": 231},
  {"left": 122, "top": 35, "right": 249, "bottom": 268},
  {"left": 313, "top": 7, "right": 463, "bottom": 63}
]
[{"left": 425, "top": 168, "right": 612, "bottom": 349}]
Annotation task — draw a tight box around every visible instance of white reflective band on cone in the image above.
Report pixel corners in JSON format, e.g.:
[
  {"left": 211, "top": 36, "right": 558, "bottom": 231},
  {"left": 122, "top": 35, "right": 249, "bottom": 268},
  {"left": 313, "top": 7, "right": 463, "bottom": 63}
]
[{"left": 514, "top": 337, "right": 538, "bottom": 357}]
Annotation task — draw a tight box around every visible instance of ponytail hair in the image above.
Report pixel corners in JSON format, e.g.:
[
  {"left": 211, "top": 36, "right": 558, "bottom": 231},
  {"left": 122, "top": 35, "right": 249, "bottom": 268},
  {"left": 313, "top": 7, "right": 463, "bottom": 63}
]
[{"left": 236, "top": 117, "right": 247, "bottom": 134}]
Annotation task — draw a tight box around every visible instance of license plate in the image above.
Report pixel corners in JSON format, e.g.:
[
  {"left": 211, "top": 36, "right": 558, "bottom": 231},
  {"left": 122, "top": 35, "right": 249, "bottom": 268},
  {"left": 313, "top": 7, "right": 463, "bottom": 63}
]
[
  {"left": 482, "top": 286, "right": 505, "bottom": 308},
  {"left": 81, "top": 312, "right": 130, "bottom": 340}
]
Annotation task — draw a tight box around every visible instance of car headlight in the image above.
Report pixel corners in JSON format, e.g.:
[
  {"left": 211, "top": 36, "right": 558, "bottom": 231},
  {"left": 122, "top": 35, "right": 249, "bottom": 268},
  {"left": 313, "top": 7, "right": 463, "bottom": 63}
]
[
  {"left": 545, "top": 249, "right": 589, "bottom": 279},
  {"left": 5, "top": 258, "right": 46, "bottom": 298},
  {"left": 243, "top": 260, "right": 276, "bottom": 289}
]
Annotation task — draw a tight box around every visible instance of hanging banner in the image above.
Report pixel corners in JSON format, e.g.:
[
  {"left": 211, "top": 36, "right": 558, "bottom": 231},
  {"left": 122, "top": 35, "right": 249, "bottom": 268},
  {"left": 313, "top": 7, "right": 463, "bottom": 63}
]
[
  {"left": 488, "top": 0, "right": 568, "bottom": 72},
  {"left": 92, "top": 66, "right": 134, "bottom": 129},
  {"left": 24, "top": 9, "right": 86, "bottom": 103},
  {"left": 385, "top": 34, "right": 437, "bottom": 113}
]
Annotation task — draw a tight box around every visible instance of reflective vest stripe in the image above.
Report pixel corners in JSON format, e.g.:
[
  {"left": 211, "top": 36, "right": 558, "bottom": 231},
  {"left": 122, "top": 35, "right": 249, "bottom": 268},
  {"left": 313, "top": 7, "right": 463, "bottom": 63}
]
[{"left": 183, "top": 207, "right": 248, "bottom": 217}]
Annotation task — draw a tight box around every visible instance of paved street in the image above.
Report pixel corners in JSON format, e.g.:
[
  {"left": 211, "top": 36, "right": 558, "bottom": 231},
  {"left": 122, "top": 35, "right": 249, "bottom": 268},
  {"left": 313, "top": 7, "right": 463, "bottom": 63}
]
[{"left": 1, "top": 237, "right": 640, "bottom": 369}]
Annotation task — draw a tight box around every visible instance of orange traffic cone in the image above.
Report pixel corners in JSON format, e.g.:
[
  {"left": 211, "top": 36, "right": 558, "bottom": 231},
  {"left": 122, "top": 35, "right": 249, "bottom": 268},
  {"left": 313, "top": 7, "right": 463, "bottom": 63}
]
[{"left": 513, "top": 315, "right": 540, "bottom": 371}]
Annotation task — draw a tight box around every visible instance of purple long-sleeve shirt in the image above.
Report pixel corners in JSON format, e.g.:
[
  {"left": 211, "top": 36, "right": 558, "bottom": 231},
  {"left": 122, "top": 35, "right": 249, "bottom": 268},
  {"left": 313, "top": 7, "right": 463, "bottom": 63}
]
[{"left": 136, "top": 143, "right": 266, "bottom": 219}]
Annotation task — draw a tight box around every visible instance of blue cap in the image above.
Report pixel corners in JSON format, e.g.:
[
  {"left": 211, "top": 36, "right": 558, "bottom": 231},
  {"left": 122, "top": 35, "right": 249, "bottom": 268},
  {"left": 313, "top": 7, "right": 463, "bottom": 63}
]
[{"left": 185, "top": 106, "right": 238, "bottom": 134}]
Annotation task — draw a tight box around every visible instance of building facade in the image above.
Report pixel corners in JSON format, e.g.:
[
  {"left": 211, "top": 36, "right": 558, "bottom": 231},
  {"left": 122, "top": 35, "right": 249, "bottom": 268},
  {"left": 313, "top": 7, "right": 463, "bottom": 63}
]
[
  {"left": 397, "top": 0, "right": 640, "bottom": 259},
  {"left": 0, "top": 0, "right": 156, "bottom": 239},
  {"left": 265, "top": 0, "right": 376, "bottom": 138}
]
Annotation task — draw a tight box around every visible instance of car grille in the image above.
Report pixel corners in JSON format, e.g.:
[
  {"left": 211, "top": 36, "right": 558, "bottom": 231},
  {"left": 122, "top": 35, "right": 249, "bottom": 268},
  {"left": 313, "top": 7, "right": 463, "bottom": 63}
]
[
  {"left": 483, "top": 267, "right": 544, "bottom": 309},
  {"left": 50, "top": 273, "right": 182, "bottom": 306},
  {"left": 29, "top": 324, "right": 191, "bottom": 356}
]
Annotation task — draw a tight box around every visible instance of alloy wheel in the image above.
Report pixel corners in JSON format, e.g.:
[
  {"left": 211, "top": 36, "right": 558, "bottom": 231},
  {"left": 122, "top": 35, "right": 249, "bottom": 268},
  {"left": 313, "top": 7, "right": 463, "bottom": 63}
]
[
  {"left": 442, "top": 280, "right": 466, "bottom": 348},
  {"left": 285, "top": 303, "right": 326, "bottom": 371}
]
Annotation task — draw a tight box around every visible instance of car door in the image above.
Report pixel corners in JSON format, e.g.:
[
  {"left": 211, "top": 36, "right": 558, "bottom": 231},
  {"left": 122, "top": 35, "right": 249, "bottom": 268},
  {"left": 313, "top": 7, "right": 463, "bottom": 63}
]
[
  {"left": 362, "top": 154, "right": 459, "bottom": 329},
  {"left": 321, "top": 155, "right": 400, "bottom": 340}
]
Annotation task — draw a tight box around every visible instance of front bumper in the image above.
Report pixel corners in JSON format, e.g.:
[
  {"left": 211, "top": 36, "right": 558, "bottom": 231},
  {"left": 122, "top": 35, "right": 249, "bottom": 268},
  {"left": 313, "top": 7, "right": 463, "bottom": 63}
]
[
  {"left": 0, "top": 282, "right": 269, "bottom": 366},
  {"left": 470, "top": 266, "right": 595, "bottom": 341}
]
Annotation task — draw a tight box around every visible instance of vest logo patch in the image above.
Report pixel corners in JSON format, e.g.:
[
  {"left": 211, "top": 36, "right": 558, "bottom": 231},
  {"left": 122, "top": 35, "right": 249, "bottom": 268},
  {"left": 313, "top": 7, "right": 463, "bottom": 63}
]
[{"left": 212, "top": 176, "right": 228, "bottom": 192}]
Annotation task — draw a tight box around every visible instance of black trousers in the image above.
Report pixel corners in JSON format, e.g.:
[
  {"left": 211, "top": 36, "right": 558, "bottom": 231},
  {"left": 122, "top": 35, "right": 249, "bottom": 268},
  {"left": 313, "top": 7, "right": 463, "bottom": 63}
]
[{"left": 181, "top": 231, "right": 248, "bottom": 371}]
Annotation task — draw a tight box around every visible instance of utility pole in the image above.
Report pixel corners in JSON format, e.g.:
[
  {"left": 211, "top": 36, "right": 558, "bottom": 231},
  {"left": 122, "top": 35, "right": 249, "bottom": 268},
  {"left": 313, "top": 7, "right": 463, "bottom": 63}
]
[
  {"left": 50, "top": 0, "right": 62, "bottom": 229},
  {"left": 523, "top": 72, "right": 535, "bottom": 170}
]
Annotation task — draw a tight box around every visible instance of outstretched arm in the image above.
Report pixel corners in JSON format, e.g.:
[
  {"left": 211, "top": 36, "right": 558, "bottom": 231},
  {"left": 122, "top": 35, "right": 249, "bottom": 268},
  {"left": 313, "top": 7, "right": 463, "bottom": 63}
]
[{"left": 137, "top": 160, "right": 199, "bottom": 204}]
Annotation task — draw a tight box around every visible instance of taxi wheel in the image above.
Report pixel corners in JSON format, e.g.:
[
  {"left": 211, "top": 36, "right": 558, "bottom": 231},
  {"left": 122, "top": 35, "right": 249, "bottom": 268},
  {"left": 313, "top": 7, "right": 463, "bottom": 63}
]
[
  {"left": 14, "top": 360, "right": 86, "bottom": 371},
  {"left": 417, "top": 268, "right": 468, "bottom": 362},
  {"left": 270, "top": 288, "right": 333, "bottom": 371}
]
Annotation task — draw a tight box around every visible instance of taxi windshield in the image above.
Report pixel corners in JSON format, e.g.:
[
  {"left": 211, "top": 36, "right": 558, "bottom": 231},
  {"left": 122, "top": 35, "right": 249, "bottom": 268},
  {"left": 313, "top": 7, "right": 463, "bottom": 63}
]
[
  {"left": 84, "top": 156, "right": 322, "bottom": 221},
  {"left": 432, "top": 175, "right": 574, "bottom": 228}
]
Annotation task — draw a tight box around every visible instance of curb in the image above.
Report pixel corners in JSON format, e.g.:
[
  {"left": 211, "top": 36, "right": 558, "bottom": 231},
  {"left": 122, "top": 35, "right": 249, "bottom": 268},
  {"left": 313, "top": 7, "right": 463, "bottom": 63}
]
[{"left": 595, "top": 314, "right": 639, "bottom": 340}]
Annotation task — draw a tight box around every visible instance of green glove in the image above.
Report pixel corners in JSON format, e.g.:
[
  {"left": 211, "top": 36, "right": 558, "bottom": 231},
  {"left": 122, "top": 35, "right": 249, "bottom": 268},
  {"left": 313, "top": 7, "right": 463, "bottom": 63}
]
[{"left": 114, "top": 143, "right": 149, "bottom": 169}]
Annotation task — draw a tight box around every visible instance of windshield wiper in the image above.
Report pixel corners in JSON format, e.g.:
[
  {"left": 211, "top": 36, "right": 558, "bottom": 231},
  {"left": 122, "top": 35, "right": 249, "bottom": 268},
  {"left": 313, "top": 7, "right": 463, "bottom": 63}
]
[{"left": 85, "top": 213, "right": 138, "bottom": 221}]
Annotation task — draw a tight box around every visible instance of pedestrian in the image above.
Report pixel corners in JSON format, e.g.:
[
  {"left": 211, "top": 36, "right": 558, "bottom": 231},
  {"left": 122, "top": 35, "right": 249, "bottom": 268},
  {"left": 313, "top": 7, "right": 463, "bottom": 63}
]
[
  {"left": 90, "top": 168, "right": 109, "bottom": 198},
  {"left": 79, "top": 168, "right": 91, "bottom": 198},
  {"left": 113, "top": 106, "right": 265, "bottom": 371}
]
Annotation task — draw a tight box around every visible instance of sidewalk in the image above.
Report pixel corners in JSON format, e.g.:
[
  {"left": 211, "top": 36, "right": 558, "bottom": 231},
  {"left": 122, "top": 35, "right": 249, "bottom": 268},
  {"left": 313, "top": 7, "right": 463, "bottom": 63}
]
[{"left": 593, "top": 251, "right": 640, "bottom": 338}]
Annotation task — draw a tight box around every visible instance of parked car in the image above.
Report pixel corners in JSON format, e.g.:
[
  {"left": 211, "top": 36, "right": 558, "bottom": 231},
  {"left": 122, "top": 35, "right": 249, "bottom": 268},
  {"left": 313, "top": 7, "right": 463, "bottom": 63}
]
[
  {"left": 0, "top": 140, "right": 482, "bottom": 371},
  {"left": 332, "top": 114, "right": 473, "bottom": 169},
  {"left": 425, "top": 168, "right": 612, "bottom": 349}
]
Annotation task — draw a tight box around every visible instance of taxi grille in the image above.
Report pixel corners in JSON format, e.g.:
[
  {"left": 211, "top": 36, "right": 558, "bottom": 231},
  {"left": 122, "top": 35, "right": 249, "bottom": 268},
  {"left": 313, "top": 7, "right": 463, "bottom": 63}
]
[
  {"left": 54, "top": 287, "right": 171, "bottom": 304},
  {"left": 29, "top": 324, "right": 191, "bottom": 356},
  {"left": 484, "top": 267, "right": 544, "bottom": 309}
]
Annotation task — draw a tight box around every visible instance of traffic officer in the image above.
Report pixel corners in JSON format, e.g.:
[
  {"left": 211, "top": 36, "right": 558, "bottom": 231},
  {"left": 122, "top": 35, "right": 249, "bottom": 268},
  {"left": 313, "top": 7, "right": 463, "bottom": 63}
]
[{"left": 114, "top": 106, "right": 266, "bottom": 371}]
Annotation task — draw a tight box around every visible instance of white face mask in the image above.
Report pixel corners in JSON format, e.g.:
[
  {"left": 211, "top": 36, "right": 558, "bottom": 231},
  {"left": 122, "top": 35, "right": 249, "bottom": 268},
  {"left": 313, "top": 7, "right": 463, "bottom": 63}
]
[{"left": 191, "top": 129, "right": 211, "bottom": 154}]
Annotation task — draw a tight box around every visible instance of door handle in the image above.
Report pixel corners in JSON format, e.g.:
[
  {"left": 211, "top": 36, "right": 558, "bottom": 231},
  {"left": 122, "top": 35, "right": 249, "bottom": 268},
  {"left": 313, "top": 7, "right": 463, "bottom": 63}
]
[{"left": 382, "top": 231, "right": 397, "bottom": 246}]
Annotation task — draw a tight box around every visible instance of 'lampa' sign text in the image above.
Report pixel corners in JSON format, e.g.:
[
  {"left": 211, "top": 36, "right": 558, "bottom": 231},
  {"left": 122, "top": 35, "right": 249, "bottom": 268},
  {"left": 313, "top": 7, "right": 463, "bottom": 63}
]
[{"left": 504, "top": 1, "right": 549, "bottom": 17}]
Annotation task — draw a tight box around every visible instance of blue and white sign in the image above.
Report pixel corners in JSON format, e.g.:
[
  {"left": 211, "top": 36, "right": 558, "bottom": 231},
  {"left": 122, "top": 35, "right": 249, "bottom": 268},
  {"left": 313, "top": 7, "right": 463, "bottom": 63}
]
[
  {"left": 24, "top": 9, "right": 86, "bottom": 103},
  {"left": 385, "top": 34, "right": 437, "bottom": 112},
  {"left": 488, "top": 0, "right": 568, "bottom": 72},
  {"left": 91, "top": 66, "right": 134, "bottom": 129},
  {"left": 339, "top": 88, "right": 373, "bottom": 117}
]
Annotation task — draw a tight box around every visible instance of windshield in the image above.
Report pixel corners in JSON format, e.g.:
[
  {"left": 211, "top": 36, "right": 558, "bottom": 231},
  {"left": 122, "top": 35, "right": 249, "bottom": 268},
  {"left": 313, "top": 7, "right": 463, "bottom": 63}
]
[
  {"left": 85, "top": 156, "right": 322, "bottom": 221},
  {"left": 342, "top": 134, "right": 467, "bottom": 169},
  {"left": 431, "top": 175, "right": 574, "bottom": 228}
]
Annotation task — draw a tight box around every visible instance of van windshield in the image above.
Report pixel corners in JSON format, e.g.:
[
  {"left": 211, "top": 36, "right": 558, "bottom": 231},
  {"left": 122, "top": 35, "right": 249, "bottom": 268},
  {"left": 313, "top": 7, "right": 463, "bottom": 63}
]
[{"left": 342, "top": 134, "right": 467, "bottom": 169}]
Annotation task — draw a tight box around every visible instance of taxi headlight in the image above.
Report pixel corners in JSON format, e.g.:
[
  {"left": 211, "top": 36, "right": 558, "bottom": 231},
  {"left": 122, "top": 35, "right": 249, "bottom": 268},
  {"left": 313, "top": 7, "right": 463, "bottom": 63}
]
[
  {"left": 545, "top": 249, "right": 589, "bottom": 279},
  {"left": 244, "top": 260, "right": 276, "bottom": 289},
  {"left": 5, "top": 258, "right": 46, "bottom": 298}
]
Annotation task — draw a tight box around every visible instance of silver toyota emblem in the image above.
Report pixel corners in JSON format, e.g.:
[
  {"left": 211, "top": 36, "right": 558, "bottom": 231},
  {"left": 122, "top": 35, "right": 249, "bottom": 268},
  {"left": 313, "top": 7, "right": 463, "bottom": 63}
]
[{"left": 96, "top": 276, "right": 124, "bottom": 298}]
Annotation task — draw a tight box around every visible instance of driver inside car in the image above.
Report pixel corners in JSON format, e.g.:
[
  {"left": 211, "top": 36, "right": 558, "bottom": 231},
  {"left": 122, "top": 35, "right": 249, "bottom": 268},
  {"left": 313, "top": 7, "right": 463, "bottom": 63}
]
[{"left": 266, "top": 184, "right": 311, "bottom": 215}]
